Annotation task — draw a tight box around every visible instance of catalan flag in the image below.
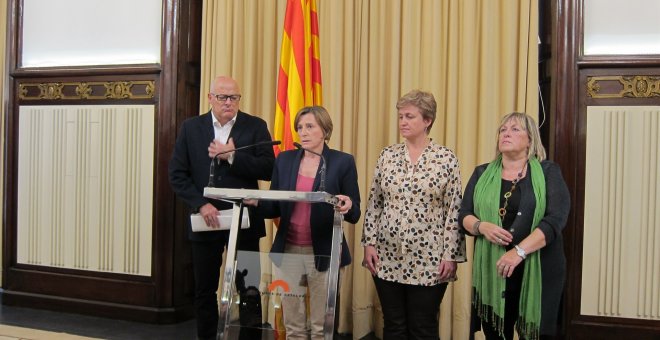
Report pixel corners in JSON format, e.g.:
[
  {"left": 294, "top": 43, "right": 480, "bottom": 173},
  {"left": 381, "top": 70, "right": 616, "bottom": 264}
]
[{"left": 273, "top": 0, "right": 323, "bottom": 154}]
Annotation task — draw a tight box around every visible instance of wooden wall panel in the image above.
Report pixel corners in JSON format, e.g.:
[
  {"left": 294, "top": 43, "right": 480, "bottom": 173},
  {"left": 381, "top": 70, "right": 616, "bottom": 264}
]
[
  {"left": 2, "top": 0, "right": 202, "bottom": 323},
  {"left": 17, "top": 105, "right": 155, "bottom": 276},
  {"left": 581, "top": 106, "right": 660, "bottom": 320},
  {"left": 552, "top": 1, "right": 660, "bottom": 338}
]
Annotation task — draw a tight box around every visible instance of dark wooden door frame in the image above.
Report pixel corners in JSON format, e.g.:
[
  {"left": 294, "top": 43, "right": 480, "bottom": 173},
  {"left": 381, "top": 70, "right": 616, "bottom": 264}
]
[{"left": 551, "top": 0, "right": 660, "bottom": 338}]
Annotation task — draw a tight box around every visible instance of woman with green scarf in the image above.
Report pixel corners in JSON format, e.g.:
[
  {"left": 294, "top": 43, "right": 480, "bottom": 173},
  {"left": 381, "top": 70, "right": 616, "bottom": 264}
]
[{"left": 459, "top": 112, "right": 570, "bottom": 340}]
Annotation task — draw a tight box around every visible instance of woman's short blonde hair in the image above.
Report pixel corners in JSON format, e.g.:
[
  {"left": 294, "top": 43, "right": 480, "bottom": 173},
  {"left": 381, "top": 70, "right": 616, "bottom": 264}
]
[
  {"left": 396, "top": 90, "right": 437, "bottom": 133},
  {"left": 496, "top": 112, "right": 546, "bottom": 161},
  {"left": 294, "top": 106, "right": 333, "bottom": 141}
]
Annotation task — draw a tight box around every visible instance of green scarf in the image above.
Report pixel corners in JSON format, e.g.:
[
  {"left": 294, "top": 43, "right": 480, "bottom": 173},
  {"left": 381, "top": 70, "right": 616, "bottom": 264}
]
[{"left": 472, "top": 156, "right": 545, "bottom": 340}]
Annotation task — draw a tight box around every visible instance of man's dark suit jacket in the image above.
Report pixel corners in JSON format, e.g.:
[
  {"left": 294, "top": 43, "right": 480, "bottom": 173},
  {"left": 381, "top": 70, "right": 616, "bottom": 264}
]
[
  {"left": 261, "top": 144, "right": 361, "bottom": 271},
  {"left": 169, "top": 110, "right": 275, "bottom": 242}
]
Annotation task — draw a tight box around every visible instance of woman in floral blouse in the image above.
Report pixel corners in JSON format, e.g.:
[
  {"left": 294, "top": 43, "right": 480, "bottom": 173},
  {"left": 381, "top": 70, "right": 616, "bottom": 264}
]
[{"left": 361, "top": 90, "right": 466, "bottom": 339}]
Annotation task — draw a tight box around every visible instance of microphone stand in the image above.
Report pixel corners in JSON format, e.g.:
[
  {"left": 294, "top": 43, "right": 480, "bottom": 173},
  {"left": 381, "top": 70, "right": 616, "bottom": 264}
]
[
  {"left": 207, "top": 140, "right": 281, "bottom": 187},
  {"left": 208, "top": 158, "right": 217, "bottom": 187}
]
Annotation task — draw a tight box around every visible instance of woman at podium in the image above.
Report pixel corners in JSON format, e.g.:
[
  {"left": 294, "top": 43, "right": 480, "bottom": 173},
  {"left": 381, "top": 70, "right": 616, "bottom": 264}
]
[{"left": 260, "top": 105, "right": 361, "bottom": 339}]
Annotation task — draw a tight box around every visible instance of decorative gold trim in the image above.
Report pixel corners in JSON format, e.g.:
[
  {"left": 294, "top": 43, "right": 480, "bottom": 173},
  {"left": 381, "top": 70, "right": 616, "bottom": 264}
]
[
  {"left": 19, "top": 81, "right": 156, "bottom": 100},
  {"left": 587, "top": 76, "right": 660, "bottom": 99}
]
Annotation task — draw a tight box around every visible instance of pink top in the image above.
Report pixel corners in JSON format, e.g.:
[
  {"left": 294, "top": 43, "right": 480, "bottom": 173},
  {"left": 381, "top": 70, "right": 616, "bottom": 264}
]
[{"left": 287, "top": 174, "right": 315, "bottom": 245}]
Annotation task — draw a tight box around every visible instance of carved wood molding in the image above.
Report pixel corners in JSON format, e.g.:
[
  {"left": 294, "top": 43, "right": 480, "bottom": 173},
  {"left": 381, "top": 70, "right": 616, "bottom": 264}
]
[
  {"left": 18, "top": 80, "right": 156, "bottom": 100},
  {"left": 587, "top": 75, "right": 660, "bottom": 99}
]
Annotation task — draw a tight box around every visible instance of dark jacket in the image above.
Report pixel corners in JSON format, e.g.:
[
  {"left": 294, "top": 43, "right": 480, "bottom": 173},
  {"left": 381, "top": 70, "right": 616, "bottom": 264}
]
[
  {"left": 458, "top": 160, "right": 570, "bottom": 335},
  {"left": 261, "top": 144, "right": 361, "bottom": 271},
  {"left": 168, "top": 110, "right": 275, "bottom": 241}
]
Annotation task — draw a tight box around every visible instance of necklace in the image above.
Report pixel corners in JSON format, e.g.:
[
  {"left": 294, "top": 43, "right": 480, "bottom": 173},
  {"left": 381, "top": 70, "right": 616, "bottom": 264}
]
[{"left": 499, "top": 162, "right": 527, "bottom": 229}]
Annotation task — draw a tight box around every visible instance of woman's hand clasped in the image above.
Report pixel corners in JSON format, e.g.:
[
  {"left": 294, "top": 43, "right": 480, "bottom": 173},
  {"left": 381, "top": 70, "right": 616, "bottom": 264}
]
[
  {"left": 480, "top": 220, "right": 513, "bottom": 246},
  {"left": 334, "top": 195, "right": 352, "bottom": 214},
  {"left": 496, "top": 249, "right": 524, "bottom": 278}
]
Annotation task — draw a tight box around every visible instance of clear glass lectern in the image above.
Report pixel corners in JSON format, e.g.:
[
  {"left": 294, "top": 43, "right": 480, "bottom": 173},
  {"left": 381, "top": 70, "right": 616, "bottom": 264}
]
[{"left": 203, "top": 187, "right": 344, "bottom": 340}]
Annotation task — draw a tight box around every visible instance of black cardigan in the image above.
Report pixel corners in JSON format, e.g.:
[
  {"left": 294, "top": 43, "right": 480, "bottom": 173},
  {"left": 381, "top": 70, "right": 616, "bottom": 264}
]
[{"left": 458, "top": 160, "right": 571, "bottom": 336}]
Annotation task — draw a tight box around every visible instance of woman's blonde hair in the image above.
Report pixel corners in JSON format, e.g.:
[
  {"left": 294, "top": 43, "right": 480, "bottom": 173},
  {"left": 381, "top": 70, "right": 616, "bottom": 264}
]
[
  {"left": 396, "top": 90, "right": 437, "bottom": 133},
  {"left": 495, "top": 112, "right": 546, "bottom": 161},
  {"left": 294, "top": 106, "right": 333, "bottom": 141}
]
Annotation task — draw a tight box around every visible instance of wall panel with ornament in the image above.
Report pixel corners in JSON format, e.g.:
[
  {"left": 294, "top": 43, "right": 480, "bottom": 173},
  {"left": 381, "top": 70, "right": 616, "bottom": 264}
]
[
  {"left": 552, "top": 1, "right": 660, "bottom": 338},
  {"left": 2, "top": 0, "right": 203, "bottom": 323}
]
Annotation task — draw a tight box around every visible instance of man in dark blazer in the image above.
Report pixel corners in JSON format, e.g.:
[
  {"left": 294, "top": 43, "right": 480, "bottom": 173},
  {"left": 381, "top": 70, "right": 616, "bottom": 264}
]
[{"left": 169, "top": 76, "right": 275, "bottom": 340}]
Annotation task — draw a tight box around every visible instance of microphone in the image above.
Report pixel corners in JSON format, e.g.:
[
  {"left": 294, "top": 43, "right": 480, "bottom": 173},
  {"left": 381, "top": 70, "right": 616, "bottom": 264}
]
[
  {"left": 207, "top": 140, "right": 281, "bottom": 187},
  {"left": 293, "top": 142, "right": 326, "bottom": 192}
]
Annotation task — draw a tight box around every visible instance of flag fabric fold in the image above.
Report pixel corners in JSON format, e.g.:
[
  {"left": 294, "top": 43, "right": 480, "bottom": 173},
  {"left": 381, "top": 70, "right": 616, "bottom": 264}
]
[
  {"left": 273, "top": 0, "right": 323, "bottom": 154},
  {"left": 271, "top": 2, "right": 323, "bottom": 338}
]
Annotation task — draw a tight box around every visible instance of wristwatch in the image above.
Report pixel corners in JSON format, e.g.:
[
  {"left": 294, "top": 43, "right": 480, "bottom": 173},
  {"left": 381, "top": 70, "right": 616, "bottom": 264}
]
[{"left": 514, "top": 244, "right": 527, "bottom": 259}]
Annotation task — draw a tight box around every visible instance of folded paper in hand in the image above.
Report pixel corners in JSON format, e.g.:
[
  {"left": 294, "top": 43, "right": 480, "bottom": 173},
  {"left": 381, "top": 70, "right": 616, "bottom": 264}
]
[{"left": 190, "top": 208, "right": 250, "bottom": 232}]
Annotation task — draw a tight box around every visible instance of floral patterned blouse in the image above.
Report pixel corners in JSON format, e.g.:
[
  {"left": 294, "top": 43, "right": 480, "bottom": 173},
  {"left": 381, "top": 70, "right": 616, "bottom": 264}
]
[{"left": 361, "top": 141, "right": 466, "bottom": 286}]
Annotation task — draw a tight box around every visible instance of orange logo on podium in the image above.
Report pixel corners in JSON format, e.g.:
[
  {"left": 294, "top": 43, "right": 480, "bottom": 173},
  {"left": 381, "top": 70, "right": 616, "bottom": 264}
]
[{"left": 268, "top": 279, "right": 290, "bottom": 293}]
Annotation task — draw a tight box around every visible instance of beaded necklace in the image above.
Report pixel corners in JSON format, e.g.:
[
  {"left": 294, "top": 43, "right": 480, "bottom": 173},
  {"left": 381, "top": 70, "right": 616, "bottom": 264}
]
[{"left": 499, "top": 161, "right": 527, "bottom": 226}]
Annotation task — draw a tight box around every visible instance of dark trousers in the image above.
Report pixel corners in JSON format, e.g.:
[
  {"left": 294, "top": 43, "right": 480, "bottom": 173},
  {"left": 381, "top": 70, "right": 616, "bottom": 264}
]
[
  {"left": 480, "top": 264, "right": 523, "bottom": 340},
  {"left": 373, "top": 276, "right": 448, "bottom": 340},
  {"left": 191, "top": 235, "right": 260, "bottom": 340}
]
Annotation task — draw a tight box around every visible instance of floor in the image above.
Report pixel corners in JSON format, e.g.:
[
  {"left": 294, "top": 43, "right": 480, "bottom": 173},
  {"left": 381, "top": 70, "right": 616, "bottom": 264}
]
[
  {"left": 0, "top": 300, "right": 196, "bottom": 339},
  {"left": 0, "top": 294, "right": 376, "bottom": 340}
]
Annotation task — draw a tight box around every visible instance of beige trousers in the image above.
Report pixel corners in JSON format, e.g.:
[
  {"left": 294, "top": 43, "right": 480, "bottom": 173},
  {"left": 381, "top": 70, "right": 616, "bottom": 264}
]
[{"left": 274, "top": 244, "right": 329, "bottom": 340}]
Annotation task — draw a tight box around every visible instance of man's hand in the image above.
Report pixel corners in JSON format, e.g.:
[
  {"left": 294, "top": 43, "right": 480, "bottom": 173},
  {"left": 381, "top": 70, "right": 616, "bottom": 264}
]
[
  {"left": 199, "top": 203, "right": 220, "bottom": 228},
  {"left": 208, "top": 138, "right": 235, "bottom": 161}
]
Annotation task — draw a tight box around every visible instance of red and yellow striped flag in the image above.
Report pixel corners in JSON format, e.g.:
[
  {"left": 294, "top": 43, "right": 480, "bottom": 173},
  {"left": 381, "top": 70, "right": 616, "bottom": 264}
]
[{"left": 273, "top": 0, "right": 323, "bottom": 154}]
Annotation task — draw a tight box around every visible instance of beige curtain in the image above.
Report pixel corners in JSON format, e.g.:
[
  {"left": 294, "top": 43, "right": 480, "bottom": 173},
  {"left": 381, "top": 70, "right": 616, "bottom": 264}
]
[{"left": 201, "top": 1, "right": 538, "bottom": 338}]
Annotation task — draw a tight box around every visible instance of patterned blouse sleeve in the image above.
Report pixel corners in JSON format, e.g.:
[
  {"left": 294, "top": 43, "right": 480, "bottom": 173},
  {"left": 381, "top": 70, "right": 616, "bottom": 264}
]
[
  {"left": 361, "top": 149, "right": 386, "bottom": 246},
  {"left": 441, "top": 150, "right": 466, "bottom": 262}
]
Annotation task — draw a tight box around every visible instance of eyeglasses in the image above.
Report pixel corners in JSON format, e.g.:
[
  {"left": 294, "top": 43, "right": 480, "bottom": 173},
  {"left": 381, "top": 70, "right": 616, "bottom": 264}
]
[{"left": 211, "top": 93, "right": 241, "bottom": 102}]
